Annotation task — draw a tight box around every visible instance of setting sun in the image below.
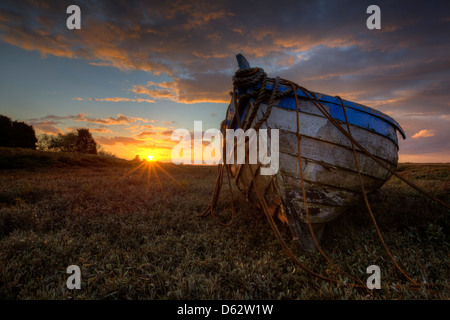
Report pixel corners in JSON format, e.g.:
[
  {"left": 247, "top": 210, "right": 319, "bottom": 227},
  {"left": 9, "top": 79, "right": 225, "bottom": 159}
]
[{"left": 146, "top": 155, "right": 155, "bottom": 161}]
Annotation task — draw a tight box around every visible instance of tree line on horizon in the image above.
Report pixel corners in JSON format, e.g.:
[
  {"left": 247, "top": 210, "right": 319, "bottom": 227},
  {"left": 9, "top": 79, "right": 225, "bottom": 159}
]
[
  {"left": 0, "top": 114, "right": 98, "bottom": 155},
  {"left": 38, "top": 128, "right": 98, "bottom": 155}
]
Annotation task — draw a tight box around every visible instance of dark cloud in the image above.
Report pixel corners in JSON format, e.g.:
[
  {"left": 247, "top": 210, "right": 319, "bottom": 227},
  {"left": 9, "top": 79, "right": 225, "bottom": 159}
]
[{"left": 1, "top": 0, "right": 447, "bottom": 102}]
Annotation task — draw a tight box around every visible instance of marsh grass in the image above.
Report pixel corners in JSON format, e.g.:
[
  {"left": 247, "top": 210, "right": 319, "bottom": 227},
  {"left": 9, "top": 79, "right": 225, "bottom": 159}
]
[{"left": 0, "top": 157, "right": 448, "bottom": 300}]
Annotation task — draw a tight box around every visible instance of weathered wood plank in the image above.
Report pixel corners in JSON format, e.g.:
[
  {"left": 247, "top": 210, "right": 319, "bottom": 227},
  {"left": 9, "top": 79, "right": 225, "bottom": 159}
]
[
  {"left": 278, "top": 133, "right": 396, "bottom": 180},
  {"left": 282, "top": 175, "right": 359, "bottom": 207},
  {"left": 262, "top": 104, "right": 399, "bottom": 162},
  {"left": 283, "top": 194, "right": 349, "bottom": 224},
  {"left": 279, "top": 152, "right": 388, "bottom": 192}
]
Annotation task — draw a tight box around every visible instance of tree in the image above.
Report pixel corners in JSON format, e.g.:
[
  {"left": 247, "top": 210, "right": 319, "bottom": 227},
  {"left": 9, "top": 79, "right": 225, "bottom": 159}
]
[
  {"left": 36, "top": 134, "right": 51, "bottom": 151},
  {"left": 42, "top": 128, "right": 97, "bottom": 154},
  {"left": 97, "top": 145, "right": 116, "bottom": 157},
  {"left": 75, "top": 128, "right": 97, "bottom": 154},
  {"left": 49, "top": 132, "right": 78, "bottom": 152},
  {"left": 11, "top": 121, "right": 38, "bottom": 149},
  {"left": 0, "top": 115, "right": 13, "bottom": 147},
  {"left": 0, "top": 114, "right": 37, "bottom": 149}
]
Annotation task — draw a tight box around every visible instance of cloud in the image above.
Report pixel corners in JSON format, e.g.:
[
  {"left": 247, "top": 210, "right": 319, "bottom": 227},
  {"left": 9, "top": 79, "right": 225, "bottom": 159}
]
[
  {"left": 130, "top": 72, "right": 231, "bottom": 103},
  {"left": 129, "top": 82, "right": 176, "bottom": 101},
  {"left": 2, "top": 1, "right": 449, "bottom": 103},
  {"left": 90, "top": 127, "right": 113, "bottom": 133},
  {"left": 96, "top": 136, "right": 144, "bottom": 146},
  {"left": 396, "top": 115, "right": 450, "bottom": 159},
  {"left": 27, "top": 113, "right": 155, "bottom": 132},
  {"left": 75, "top": 113, "right": 144, "bottom": 125},
  {"left": 75, "top": 97, "right": 155, "bottom": 103},
  {"left": 136, "top": 131, "right": 153, "bottom": 138},
  {"left": 411, "top": 129, "right": 435, "bottom": 139},
  {"left": 28, "top": 114, "right": 82, "bottom": 122},
  {"left": 29, "top": 120, "right": 63, "bottom": 135},
  {"left": 64, "top": 126, "right": 113, "bottom": 134},
  {"left": 136, "top": 127, "right": 173, "bottom": 139}
]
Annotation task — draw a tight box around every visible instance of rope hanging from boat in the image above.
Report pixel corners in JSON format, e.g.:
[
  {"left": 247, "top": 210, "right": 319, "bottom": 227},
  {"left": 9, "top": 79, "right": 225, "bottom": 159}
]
[
  {"left": 204, "top": 68, "right": 368, "bottom": 289},
  {"left": 289, "top": 81, "right": 418, "bottom": 286},
  {"left": 231, "top": 67, "right": 449, "bottom": 210},
  {"left": 289, "top": 81, "right": 446, "bottom": 291},
  {"left": 197, "top": 120, "right": 236, "bottom": 227},
  {"left": 288, "top": 81, "right": 366, "bottom": 287},
  {"left": 337, "top": 95, "right": 418, "bottom": 285},
  {"left": 201, "top": 64, "right": 449, "bottom": 292}
]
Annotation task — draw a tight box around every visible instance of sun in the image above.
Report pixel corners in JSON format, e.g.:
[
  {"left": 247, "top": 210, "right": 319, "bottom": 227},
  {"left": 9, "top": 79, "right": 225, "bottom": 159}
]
[{"left": 146, "top": 155, "right": 155, "bottom": 162}]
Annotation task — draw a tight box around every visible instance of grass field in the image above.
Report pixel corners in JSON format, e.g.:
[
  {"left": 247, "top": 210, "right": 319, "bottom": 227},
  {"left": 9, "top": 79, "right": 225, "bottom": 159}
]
[{"left": 0, "top": 149, "right": 448, "bottom": 300}]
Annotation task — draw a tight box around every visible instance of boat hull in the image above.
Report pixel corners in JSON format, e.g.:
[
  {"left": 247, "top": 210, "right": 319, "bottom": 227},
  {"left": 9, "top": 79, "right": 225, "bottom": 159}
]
[{"left": 226, "top": 94, "right": 402, "bottom": 250}]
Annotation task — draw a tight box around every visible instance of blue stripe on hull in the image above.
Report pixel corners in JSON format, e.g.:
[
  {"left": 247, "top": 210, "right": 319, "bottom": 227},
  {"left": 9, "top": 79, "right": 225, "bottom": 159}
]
[
  {"left": 229, "top": 83, "right": 405, "bottom": 146},
  {"left": 278, "top": 95, "right": 398, "bottom": 143}
]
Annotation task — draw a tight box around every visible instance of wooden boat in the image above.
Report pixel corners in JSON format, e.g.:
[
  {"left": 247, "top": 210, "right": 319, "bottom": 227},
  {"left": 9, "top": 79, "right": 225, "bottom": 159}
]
[{"left": 223, "top": 54, "right": 406, "bottom": 250}]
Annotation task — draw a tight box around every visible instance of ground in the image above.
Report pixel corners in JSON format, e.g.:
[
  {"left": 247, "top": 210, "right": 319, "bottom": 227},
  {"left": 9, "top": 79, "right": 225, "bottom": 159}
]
[{"left": 0, "top": 150, "right": 448, "bottom": 299}]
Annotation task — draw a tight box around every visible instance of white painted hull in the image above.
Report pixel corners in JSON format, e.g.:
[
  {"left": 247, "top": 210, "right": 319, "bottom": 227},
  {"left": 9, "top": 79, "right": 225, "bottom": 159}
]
[{"left": 228, "top": 98, "right": 400, "bottom": 250}]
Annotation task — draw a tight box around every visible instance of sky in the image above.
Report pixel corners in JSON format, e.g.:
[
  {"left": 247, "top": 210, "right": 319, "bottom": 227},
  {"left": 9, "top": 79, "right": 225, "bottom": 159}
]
[{"left": 0, "top": 0, "right": 449, "bottom": 162}]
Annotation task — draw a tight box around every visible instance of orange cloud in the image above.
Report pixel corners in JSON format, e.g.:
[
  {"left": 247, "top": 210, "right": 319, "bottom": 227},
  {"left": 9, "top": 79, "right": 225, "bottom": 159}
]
[
  {"left": 411, "top": 129, "right": 435, "bottom": 139},
  {"left": 31, "top": 121, "right": 63, "bottom": 135},
  {"left": 74, "top": 97, "right": 155, "bottom": 103},
  {"left": 136, "top": 127, "right": 174, "bottom": 139},
  {"left": 129, "top": 81, "right": 177, "bottom": 101},
  {"left": 137, "top": 131, "right": 153, "bottom": 138},
  {"left": 90, "top": 128, "right": 113, "bottom": 133},
  {"left": 96, "top": 136, "right": 143, "bottom": 146},
  {"left": 64, "top": 127, "right": 112, "bottom": 134},
  {"left": 28, "top": 113, "right": 156, "bottom": 134},
  {"left": 130, "top": 75, "right": 230, "bottom": 104},
  {"left": 75, "top": 113, "right": 147, "bottom": 125}
]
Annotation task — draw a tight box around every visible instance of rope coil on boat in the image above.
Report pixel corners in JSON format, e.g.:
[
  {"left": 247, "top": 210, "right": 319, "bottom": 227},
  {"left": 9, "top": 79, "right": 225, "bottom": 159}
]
[{"left": 200, "top": 62, "right": 450, "bottom": 292}]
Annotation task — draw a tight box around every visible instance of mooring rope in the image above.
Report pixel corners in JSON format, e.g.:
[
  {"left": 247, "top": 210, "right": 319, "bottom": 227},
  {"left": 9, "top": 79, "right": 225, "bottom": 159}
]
[
  {"left": 285, "top": 79, "right": 418, "bottom": 286},
  {"left": 287, "top": 80, "right": 366, "bottom": 288},
  {"left": 285, "top": 79, "right": 448, "bottom": 290},
  {"left": 200, "top": 65, "right": 449, "bottom": 292},
  {"left": 197, "top": 121, "right": 236, "bottom": 227},
  {"left": 288, "top": 83, "right": 450, "bottom": 210},
  {"left": 205, "top": 72, "right": 367, "bottom": 289},
  {"left": 336, "top": 95, "right": 418, "bottom": 285}
]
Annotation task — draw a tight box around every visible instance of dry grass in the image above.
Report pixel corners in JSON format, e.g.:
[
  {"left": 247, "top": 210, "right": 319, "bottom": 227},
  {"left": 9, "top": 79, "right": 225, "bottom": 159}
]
[
  {"left": 0, "top": 152, "right": 448, "bottom": 300},
  {"left": 0, "top": 147, "right": 130, "bottom": 169}
]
